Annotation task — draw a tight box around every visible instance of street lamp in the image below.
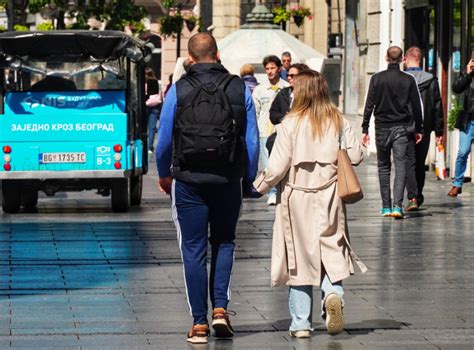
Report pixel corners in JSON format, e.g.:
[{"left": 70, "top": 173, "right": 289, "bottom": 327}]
[{"left": 175, "top": 3, "right": 183, "bottom": 60}]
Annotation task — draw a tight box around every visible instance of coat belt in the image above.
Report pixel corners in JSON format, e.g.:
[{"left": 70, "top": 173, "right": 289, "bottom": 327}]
[
  {"left": 280, "top": 175, "right": 367, "bottom": 274},
  {"left": 281, "top": 176, "right": 337, "bottom": 271}
]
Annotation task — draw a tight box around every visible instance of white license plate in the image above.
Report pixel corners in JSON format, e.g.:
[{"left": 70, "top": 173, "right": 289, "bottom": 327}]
[{"left": 40, "top": 152, "right": 86, "bottom": 164}]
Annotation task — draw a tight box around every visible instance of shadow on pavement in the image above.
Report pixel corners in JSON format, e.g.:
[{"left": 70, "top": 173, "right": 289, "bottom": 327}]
[{"left": 232, "top": 317, "right": 406, "bottom": 337}]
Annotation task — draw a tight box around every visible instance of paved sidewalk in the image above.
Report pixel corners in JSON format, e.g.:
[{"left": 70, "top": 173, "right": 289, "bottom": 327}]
[{"left": 0, "top": 158, "right": 473, "bottom": 349}]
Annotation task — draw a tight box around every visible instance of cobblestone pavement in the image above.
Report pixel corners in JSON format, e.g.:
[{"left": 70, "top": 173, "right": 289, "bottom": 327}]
[{"left": 0, "top": 158, "right": 473, "bottom": 349}]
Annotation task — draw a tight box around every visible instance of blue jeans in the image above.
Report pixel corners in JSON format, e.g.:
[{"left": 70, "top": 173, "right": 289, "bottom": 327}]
[
  {"left": 147, "top": 107, "right": 160, "bottom": 151},
  {"left": 288, "top": 275, "right": 344, "bottom": 331},
  {"left": 259, "top": 137, "right": 277, "bottom": 198},
  {"left": 453, "top": 120, "right": 474, "bottom": 188}
]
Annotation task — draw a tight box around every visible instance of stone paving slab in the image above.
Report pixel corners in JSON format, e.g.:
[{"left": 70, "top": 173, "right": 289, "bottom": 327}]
[{"left": 0, "top": 158, "right": 473, "bottom": 348}]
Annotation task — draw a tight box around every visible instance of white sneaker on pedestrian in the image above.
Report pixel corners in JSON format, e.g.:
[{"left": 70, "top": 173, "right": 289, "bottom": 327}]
[
  {"left": 289, "top": 330, "right": 311, "bottom": 338},
  {"left": 266, "top": 194, "right": 276, "bottom": 206},
  {"left": 325, "top": 293, "right": 344, "bottom": 335}
]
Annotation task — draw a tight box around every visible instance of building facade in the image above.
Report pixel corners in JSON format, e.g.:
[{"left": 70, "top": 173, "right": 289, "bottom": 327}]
[
  {"left": 157, "top": 0, "right": 473, "bottom": 176},
  {"left": 347, "top": 0, "right": 473, "bottom": 172}
]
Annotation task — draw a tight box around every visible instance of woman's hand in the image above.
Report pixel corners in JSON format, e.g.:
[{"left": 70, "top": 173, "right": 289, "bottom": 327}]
[{"left": 361, "top": 133, "right": 370, "bottom": 147}]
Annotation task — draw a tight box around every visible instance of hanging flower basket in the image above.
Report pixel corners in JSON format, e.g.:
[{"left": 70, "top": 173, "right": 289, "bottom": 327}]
[
  {"left": 159, "top": 13, "right": 183, "bottom": 38},
  {"left": 290, "top": 6, "right": 312, "bottom": 28},
  {"left": 184, "top": 16, "right": 198, "bottom": 32},
  {"left": 293, "top": 15, "right": 304, "bottom": 27}
]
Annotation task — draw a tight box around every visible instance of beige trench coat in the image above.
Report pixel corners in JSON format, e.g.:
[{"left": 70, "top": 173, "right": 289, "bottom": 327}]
[{"left": 253, "top": 116, "right": 367, "bottom": 287}]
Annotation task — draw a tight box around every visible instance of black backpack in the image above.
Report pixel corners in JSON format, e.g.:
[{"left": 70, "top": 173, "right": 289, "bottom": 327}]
[{"left": 175, "top": 74, "right": 239, "bottom": 169}]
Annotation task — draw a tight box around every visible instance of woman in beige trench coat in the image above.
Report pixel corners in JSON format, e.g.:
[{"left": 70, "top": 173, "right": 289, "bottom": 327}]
[{"left": 253, "top": 70, "right": 366, "bottom": 338}]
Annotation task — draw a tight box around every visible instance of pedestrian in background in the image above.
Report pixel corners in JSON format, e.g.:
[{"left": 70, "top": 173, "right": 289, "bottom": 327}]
[
  {"left": 448, "top": 56, "right": 474, "bottom": 197},
  {"left": 280, "top": 51, "right": 292, "bottom": 81},
  {"left": 270, "top": 63, "right": 310, "bottom": 125},
  {"left": 362, "top": 46, "right": 423, "bottom": 219},
  {"left": 156, "top": 32, "right": 259, "bottom": 344},
  {"left": 145, "top": 67, "right": 162, "bottom": 154},
  {"left": 253, "top": 70, "right": 365, "bottom": 338},
  {"left": 253, "top": 55, "right": 290, "bottom": 205},
  {"left": 266, "top": 63, "right": 309, "bottom": 153},
  {"left": 240, "top": 63, "right": 258, "bottom": 94},
  {"left": 403, "top": 46, "right": 444, "bottom": 209}
]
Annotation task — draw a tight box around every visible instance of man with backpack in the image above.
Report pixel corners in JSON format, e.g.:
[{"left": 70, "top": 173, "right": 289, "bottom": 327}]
[{"left": 155, "top": 32, "right": 259, "bottom": 344}]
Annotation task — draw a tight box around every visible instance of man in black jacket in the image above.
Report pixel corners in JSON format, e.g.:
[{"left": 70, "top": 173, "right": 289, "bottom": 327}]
[
  {"left": 362, "top": 46, "right": 423, "bottom": 219},
  {"left": 448, "top": 57, "right": 474, "bottom": 197},
  {"left": 403, "top": 46, "right": 444, "bottom": 209}
]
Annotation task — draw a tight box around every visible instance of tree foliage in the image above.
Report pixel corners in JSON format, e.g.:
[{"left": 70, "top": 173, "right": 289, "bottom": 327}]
[{"left": 25, "top": 0, "right": 147, "bottom": 33}]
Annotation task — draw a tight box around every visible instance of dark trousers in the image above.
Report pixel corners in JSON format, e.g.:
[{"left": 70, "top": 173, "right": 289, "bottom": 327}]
[
  {"left": 406, "top": 131, "right": 431, "bottom": 201},
  {"left": 171, "top": 179, "right": 242, "bottom": 325},
  {"left": 375, "top": 126, "right": 409, "bottom": 208},
  {"left": 405, "top": 134, "right": 417, "bottom": 200}
]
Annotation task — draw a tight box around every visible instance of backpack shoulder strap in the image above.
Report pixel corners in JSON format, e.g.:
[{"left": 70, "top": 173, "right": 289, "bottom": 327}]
[{"left": 216, "top": 74, "right": 237, "bottom": 91}]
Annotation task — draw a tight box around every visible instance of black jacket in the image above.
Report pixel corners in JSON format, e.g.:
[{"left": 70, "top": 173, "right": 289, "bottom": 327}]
[
  {"left": 452, "top": 71, "right": 474, "bottom": 115},
  {"left": 174, "top": 63, "right": 247, "bottom": 184},
  {"left": 406, "top": 68, "right": 444, "bottom": 136},
  {"left": 362, "top": 63, "right": 423, "bottom": 134},
  {"left": 269, "top": 87, "right": 292, "bottom": 125}
]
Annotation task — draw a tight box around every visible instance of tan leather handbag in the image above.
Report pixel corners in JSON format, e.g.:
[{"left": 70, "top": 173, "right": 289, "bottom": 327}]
[{"left": 337, "top": 128, "right": 363, "bottom": 204}]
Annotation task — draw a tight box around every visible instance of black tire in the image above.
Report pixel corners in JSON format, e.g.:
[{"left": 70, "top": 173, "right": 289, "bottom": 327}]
[
  {"left": 21, "top": 187, "right": 38, "bottom": 210},
  {"left": 130, "top": 175, "right": 143, "bottom": 206},
  {"left": 111, "top": 178, "right": 130, "bottom": 213},
  {"left": 1, "top": 180, "right": 21, "bottom": 214}
]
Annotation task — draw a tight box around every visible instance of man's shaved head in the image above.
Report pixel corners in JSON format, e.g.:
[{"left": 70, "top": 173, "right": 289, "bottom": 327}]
[
  {"left": 405, "top": 46, "right": 423, "bottom": 64},
  {"left": 188, "top": 32, "right": 218, "bottom": 62},
  {"left": 386, "top": 46, "right": 403, "bottom": 63}
]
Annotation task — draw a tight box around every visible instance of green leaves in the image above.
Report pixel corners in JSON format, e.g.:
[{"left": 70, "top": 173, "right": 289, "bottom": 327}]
[
  {"left": 162, "top": 0, "right": 174, "bottom": 9},
  {"left": 271, "top": 6, "right": 291, "bottom": 25},
  {"left": 36, "top": 21, "right": 55, "bottom": 31},
  {"left": 448, "top": 96, "right": 463, "bottom": 131},
  {"left": 159, "top": 13, "right": 183, "bottom": 38},
  {"left": 26, "top": 0, "right": 147, "bottom": 33}
]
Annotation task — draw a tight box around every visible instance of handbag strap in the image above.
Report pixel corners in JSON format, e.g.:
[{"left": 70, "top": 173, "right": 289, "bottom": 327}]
[{"left": 338, "top": 121, "right": 347, "bottom": 151}]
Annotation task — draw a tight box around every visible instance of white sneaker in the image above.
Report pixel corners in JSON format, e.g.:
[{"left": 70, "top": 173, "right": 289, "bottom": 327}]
[
  {"left": 266, "top": 194, "right": 276, "bottom": 206},
  {"left": 325, "top": 293, "right": 344, "bottom": 335},
  {"left": 289, "top": 330, "right": 311, "bottom": 338}
]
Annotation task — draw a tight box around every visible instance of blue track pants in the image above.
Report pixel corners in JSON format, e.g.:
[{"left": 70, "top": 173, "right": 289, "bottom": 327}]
[{"left": 171, "top": 179, "right": 242, "bottom": 325}]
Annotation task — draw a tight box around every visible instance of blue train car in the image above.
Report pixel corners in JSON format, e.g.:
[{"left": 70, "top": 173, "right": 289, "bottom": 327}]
[{"left": 0, "top": 31, "right": 153, "bottom": 213}]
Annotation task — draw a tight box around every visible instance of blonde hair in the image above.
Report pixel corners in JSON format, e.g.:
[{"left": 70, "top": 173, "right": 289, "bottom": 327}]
[
  {"left": 289, "top": 70, "right": 342, "bottom": 138},
  {"left": 240, "top": 63, "right": 254, "bottom": 77}
]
